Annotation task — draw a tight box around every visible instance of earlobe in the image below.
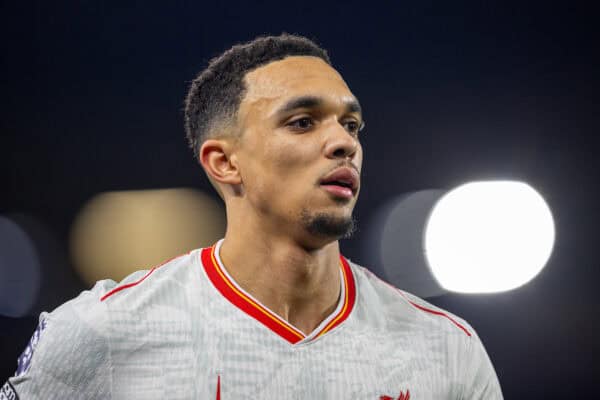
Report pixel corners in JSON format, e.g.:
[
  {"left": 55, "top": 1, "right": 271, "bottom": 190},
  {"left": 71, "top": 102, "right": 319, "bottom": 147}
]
[{"left": 199, "top": 139, "right": 242, "bottom": 186}]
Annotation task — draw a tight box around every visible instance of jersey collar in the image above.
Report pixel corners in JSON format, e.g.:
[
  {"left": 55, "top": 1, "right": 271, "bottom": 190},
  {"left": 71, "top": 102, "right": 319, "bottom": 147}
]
[{"left": 201, "top": 240, "right": 356, "bottom": 344}]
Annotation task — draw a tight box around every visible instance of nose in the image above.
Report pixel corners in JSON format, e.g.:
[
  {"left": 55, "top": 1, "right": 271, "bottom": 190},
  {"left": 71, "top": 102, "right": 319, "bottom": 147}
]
[{"left": 323, "top": 120, "right": 359, "bottom": 160}]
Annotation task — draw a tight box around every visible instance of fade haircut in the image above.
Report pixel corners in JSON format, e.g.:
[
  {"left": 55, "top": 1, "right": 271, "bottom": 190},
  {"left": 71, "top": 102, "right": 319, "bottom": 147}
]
[{"left": 184, "top": 34, "right": 331, "bottom": 158}]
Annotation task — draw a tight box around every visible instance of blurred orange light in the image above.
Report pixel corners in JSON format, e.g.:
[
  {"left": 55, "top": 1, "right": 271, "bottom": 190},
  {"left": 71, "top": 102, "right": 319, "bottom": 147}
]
[{"left": 70, "top": 188, "right": 225, "bottom": 285}]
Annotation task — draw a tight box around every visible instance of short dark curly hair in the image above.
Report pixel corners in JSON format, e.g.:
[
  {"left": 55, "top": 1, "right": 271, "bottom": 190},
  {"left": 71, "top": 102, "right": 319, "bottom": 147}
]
[{"left": 184, "top": 34, "right": 331, "bottom": 158}]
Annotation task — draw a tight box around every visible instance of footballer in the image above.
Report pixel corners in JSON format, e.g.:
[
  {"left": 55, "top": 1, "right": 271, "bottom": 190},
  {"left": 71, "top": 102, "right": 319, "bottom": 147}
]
[{"left": 2, "top": 34, "right": 502, "bottom": 399}]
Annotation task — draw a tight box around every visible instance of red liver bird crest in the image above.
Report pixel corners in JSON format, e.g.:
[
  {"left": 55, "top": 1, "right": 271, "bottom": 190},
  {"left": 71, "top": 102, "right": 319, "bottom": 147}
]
[{"left": 380, "top": 389, "right": 410, "bottom": 400}]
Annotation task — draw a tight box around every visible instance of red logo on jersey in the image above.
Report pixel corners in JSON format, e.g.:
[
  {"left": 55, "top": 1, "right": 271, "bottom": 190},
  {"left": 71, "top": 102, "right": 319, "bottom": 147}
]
[{"left": 380, "top": 389, "right": 410, "bottom": 400}]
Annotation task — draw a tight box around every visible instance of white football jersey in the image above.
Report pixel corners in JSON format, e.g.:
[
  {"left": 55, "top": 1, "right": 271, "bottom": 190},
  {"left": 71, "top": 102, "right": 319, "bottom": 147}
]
[{"left": 3, "top": 240, "right": 502, "bottom": 399}]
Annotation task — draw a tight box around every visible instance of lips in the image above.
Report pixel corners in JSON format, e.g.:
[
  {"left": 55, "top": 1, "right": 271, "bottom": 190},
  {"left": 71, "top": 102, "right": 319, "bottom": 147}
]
[{"left": 319, "top": 167, "right": 359, "bottom": 198}]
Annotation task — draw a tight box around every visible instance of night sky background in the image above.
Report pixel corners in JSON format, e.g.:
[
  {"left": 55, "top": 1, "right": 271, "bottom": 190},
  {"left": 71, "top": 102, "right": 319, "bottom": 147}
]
[{"left": 1, "top": 1, "right": 599, "bottom": 397}]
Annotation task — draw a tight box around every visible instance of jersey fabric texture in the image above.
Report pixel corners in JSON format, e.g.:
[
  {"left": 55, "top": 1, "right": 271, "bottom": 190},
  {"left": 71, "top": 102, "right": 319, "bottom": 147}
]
[{"left": 4, "top": 240, "right": 503, "bottom": 399}]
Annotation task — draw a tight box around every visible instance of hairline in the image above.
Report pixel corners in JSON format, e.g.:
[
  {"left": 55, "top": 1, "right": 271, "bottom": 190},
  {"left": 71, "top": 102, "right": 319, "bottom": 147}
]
[{"left": 204, "top": 55, "right": 334, "bottom": 142}]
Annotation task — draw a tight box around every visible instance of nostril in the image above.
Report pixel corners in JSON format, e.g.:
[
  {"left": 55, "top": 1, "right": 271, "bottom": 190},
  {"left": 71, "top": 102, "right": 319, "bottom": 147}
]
[{"left": 333, "top": 148, "right": 346, "bottom": 158}]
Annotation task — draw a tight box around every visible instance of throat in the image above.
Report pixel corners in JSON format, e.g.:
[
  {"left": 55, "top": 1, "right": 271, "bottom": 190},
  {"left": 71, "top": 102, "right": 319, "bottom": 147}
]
[{"left": 217, "top": 236, "right": 343, "bottom": 335}]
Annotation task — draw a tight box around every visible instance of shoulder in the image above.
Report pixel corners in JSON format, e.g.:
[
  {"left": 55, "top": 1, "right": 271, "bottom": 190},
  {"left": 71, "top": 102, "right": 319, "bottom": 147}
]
[
  {"left": 347, "top": 261, "right": 503, "bottom": 397},
  {"left": 5, "top": 250, "right": 204, "bottom": 397},
  {"left": 19, "top": 249, "right": 199, "bottom": 325},
  {"left": 6, "top": 280, "right": 115, "bottom": 397},
  {"left": 347, "top": 260, "right": 473, "bottom": 339},
  {"left": 99, "top": 249, "right": 201, "bottom": 306}
]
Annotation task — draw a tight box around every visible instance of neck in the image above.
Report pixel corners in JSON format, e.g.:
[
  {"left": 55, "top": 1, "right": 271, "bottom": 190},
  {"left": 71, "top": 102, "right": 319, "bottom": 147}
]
[{"left": 219, "top": 223, "right": 342, "bottom": 335}]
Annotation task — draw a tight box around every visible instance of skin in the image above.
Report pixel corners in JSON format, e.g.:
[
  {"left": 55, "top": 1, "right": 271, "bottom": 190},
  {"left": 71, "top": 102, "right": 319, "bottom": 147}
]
[{"left": 199, "top": 56, "right": 363, "bottom": 335}]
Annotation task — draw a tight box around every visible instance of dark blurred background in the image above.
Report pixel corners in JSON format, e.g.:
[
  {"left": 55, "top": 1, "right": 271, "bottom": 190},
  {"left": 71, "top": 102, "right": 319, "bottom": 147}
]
[{"left": 1, "top": 1, "right": 598, "bottom": 397}]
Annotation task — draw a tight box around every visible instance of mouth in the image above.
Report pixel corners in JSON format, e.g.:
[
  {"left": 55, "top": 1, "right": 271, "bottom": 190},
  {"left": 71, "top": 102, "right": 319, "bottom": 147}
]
[{"left": 319, "top": 167, "right": 359, "bottom": 200}]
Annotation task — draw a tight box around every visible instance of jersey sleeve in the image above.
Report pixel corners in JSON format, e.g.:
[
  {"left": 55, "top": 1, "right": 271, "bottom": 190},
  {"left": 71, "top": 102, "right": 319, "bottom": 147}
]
[
  {"left": 2, "top": 280, "right": 116, "bottom": 400},
  {"left": 460, "top": 329, "right": 503, "bottom": 400}
]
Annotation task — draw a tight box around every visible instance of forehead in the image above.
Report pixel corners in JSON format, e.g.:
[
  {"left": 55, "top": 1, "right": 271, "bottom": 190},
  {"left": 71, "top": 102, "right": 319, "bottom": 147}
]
[{"left": 242, "top": 56, "right": 355, "bottom": 110}]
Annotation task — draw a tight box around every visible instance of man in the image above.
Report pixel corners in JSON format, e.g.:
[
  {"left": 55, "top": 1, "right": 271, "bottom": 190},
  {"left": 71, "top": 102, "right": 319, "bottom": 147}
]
[{"left": 2, "top": 34, "right": 502, "bottom": 399}]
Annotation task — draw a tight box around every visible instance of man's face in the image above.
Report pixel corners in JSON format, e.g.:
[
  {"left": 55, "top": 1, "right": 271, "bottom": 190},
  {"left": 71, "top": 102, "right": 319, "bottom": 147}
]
[{"left": 234, "top": 56, "right": 363, "bottom": 245}]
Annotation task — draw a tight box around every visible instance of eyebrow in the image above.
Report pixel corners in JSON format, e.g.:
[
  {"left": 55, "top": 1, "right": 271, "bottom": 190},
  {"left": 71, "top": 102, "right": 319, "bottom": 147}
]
[{"left": 274, "top": 95, "right": 363, "bottom": 117}]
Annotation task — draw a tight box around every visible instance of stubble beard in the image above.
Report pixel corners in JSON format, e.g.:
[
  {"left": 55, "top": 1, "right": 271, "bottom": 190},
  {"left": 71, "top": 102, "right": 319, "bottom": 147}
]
[{"left": 300, "top": 208, "right": 357, "bottom": 240}]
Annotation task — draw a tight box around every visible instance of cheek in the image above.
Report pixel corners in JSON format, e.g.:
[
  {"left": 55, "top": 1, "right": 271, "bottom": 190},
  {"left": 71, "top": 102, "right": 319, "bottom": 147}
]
[
  {"left": 241, "top": 129, "right": 322, "bottom": 201},
  {"left": 263, "top": 138, "right": 317, "bottom": 177},
  {"left": 261, "top": 144, "right": 320, "bottom": 210},
  {"left": 238, "top": 142, "right": 292, "bottom": 199}
]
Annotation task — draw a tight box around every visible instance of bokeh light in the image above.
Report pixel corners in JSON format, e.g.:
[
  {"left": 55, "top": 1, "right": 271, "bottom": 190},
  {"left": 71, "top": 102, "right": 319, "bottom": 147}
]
[
  {"left": 424, "top": 181, "right": 555, "bottom": 293},
  {"left": 369, "top": 190, "right": 447, "bottom": 298},
  {"left": 70, "top": 188, "right": 226, "bottom": 285},
  {"left": 0, "top": 216, "right": 41, "bottom": 317}
]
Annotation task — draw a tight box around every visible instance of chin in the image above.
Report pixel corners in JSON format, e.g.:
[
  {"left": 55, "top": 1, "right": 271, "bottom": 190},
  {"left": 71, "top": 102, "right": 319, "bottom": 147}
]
[{"left": 300, "top": 208, "right": 356, "bottom": 240}]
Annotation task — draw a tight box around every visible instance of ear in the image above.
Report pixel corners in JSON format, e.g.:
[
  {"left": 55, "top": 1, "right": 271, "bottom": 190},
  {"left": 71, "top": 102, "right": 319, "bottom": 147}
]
[{"left": 199, "top": 139, "right": 242, "bottom": 187}]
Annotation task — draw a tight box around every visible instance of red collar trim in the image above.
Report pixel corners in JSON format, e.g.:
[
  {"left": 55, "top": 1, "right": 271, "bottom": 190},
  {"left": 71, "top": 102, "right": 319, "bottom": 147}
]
[
  {"left": 314, "top": 255, "right": 356, "bottom": 338},
  {"left": 200, "top": 243, "right": 356, "bottom": 344}
]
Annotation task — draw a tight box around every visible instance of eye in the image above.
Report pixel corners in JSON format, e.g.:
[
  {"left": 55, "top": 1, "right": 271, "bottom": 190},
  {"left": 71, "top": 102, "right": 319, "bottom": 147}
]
[
  {"left": 342, "top": 119, "right": 364, "bottom": 135},
  {"left": 287, "top": 116, "right": 315, "bottom": 131}
]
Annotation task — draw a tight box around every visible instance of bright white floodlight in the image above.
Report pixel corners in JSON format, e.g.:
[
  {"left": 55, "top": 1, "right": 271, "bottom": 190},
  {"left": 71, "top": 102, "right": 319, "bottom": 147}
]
[{"left": 424, "top": 181, "right": 555, "bottom": 293}]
